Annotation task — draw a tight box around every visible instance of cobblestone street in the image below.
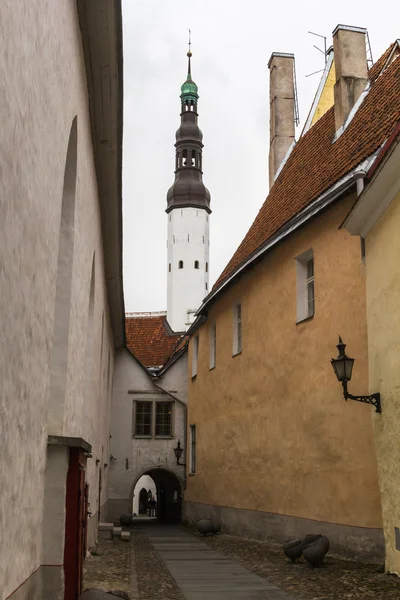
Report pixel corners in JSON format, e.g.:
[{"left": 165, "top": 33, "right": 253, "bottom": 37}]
[{"left": 84, "top": 524, "right": 400, "bottom": 599}]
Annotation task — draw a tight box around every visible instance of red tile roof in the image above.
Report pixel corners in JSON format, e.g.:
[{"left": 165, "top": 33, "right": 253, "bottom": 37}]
[
  {"left": 125, "top": 312, "right": 186, "bottom": 369},
  {"left": 213, "top": 44, "right": 400, "bottom": 292}
]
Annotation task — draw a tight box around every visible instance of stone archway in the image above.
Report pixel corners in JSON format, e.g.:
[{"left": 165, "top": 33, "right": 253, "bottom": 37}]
[{"left": 130, "top": 467, "right": 183, "bottom": 524}]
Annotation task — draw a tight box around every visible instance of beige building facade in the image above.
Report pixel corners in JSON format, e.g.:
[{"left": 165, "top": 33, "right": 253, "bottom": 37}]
[
  {"left": 0, "top": 1, "right": 124, "bottom": 598},
  {"left": 184, "top": 27, "right": 400, "bottom": 562},
  {"left": 345, "top": 121, "right": 400, "bottom": 573}
]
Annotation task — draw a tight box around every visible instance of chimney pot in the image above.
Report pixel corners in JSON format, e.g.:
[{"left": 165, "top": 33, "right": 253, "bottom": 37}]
[
  {"left": 333, "top": 24, "right": 368, "bottom": 131},
  {"left": 268, "top": 52, "right": 295, "bottom": 188}
]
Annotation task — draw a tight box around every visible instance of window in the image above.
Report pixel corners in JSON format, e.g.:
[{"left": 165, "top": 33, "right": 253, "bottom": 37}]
[
  {"left": 168, "top": 263, "right": 171, "bottom": 272},
  {"left": 205, "top": 262, "right": 208, "bottom": 272},
  {"left": 155, "top": 402, "right": 173, "bottom": 437},
  {"left": 178, "top": 260, "right": 183, "bottom": 269},
  {"left": 192, "top": 335, "right": 199, "bottom": 377},
  {"left": 233, "top": 302, "right": 242, "bottom": 355},
  {"left": 209, "top": 323, "right": 216, "bottom": 369},
  {"left": 194, "top": 260, "right": 199, "bottom": 269},
  {"left": 202, "top": 236, "right": 205, "bottom": 243},
  {"left": 205, "top": 282, "right": 208, "bottom": 290},
  {"left": 306, "top": 258, "right": 315, "bottom": 317},
  {"left": 135, "top": 402, "right": 152, "bottom": 436},
  {"left": 296, "top": 249, "right": 315, "bottom": 322},
  {"left": 192, "top": 150, "right": 196, "bottom": 167},
  {"left": 182, "top": 149, "right": 187, "bottom": 166},
  {"left": 190, "top": 425, "right": 196, "bottom": 474}
]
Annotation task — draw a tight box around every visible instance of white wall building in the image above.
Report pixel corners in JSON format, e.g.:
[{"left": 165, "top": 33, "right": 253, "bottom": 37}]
[
  {"left": 109, "top": 314, "right": 188, "bottom": 524},
  {"left": 0, "top": 2, "right": 124, "bottom": 598}
]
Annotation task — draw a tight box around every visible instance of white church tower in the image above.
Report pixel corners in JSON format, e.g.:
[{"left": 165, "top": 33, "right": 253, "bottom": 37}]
[{"left": 166, "top": 44, "right": 211, "bottom": 332}]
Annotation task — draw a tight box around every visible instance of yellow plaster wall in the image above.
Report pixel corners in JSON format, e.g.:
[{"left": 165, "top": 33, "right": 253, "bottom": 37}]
[
  {"left": 311, "top": 61, "right": 336, "bottom": 127},
  {"left": 187, "top": 195, "right": 382, "bottom": 530},
  {"left": 365, "top": 189, "right": 400, "bottom": 573}
]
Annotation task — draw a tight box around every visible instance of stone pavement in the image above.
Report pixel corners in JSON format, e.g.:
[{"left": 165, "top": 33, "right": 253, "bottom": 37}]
[{"left": 133, "top": 523, "right": 296, "bottom": 600}]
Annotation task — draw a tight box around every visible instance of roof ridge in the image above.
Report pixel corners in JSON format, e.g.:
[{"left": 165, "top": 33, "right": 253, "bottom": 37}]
[
  {"left": 211, "top": 41, "right": 400, "bottom": 294},
  {"left": 126, "top": 311, "right": 167, "bottom": 318}
]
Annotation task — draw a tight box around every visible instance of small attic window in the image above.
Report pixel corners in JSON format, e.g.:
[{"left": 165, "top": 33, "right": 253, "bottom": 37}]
[
  {"left": 178, "top": 260, "right": 184, "bottom": 269},
  {"left": 194, "top": 260, "right": 199, "bottom": 269}
]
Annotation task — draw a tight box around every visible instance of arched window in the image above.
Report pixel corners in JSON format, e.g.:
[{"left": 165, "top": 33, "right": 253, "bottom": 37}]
[
  {"left": 194, "top": 261, "right": 199, "bottom": 269},
  {"left": 205, "top": 262, "right": 208, "bottom": 272},
  {"left": 178, "top": 260, "right": 183, "bottom": 269},
  {"left": 182, "top": 149, "right": 187, "bottom": 166},
  {"left": 192, "top": 150, "right": 196, "bottom": 167}
]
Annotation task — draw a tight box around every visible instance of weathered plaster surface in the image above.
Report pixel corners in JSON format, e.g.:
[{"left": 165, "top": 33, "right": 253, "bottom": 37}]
[
  {"left": 108, "top": 349, "right": 187, "bottom": 521},
  {"left": 184, "top": 500, "right": 384, "bottom": 562},
  {"left": 186, "top": 197, "right": 383, "bottom": 558},
  {"left": 366, "top": 189, "right": 400, "bottom": 573},
  {"left": 0, "top": 1, "right": 115, "bottom": 596}
]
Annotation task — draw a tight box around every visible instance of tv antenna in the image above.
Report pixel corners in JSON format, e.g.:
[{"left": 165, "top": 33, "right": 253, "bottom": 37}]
[{"left": 306, "top": 31, "right": 327, "bottom": 78}]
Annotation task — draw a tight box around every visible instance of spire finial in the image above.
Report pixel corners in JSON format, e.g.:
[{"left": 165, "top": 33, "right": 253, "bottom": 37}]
[{"left": 187, "top": 29, "right": 192, "bottom": 76}]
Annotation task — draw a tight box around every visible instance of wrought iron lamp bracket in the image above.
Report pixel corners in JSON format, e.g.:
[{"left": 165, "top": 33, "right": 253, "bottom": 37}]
[{"left": 342, "top": 382, "right": 381, "bottom": 413}]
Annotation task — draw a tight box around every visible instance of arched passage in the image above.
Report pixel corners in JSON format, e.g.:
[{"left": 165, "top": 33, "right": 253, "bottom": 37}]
[
  {"left": 48, "top": 116, "right": 77, "bottom": 433},
  {"left": 131, "top": 468, "right": 182, "bottom": 524}
]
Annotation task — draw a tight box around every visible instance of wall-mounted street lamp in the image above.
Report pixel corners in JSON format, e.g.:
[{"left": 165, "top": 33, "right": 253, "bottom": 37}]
[
  {"left": 331, "top": 336, "right": 381, "bottom": 413},
  {"left": 174, "top": 440, "right": 186, "bottom": 466}
]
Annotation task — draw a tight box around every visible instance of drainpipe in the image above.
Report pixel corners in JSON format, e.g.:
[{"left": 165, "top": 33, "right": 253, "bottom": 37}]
[
  {"left": 151, "top": 379, "right": 188, "bottom": 490},
  {"left": 355, "top": 170, "right": 366, "bottom": 196}
]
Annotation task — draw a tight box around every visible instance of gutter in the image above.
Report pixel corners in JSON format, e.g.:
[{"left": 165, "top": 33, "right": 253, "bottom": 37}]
[{"left": 196, "top": 153, "right": 378, "bottom": 317}]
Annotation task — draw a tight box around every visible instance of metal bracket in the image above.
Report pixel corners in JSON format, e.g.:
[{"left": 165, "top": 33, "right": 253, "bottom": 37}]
[{"left": 342, "top": 382, "right": 381, "bottom": 413}]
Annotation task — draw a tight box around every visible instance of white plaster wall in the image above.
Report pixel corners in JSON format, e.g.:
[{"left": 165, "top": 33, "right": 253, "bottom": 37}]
[
  {"left": 132, "top": 476, "right": 157, "bottom": 515},
  {"left": 109, "top": 349, "right": 187, "bottom": 521},
  {"left": 0, "top": 1, "right": 115, "bottom": 595},
  {"left": 167, "top": 207, "right": 210, "bottom": 332}
]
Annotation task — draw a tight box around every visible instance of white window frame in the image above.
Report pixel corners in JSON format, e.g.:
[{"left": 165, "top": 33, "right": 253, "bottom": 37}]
[
  {"left": 296, "top": 249, "right": 315, "bottom": 323},
  {"left": 209, "top": 323, "right": 216, "bottom": 370},
  {"left": 192, "top": 335, "right": 199, "bottom": 378},
  {"left": 232, "top": 301, "right": 242, "bottom": 356},
  {"left": 189, "top": 424, "right": 196, "bottom": 474}
]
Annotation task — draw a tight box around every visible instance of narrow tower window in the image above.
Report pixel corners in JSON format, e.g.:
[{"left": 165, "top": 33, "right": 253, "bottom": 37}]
[
  {"left": 192, "top": 150, "right": 196, "bottom": 167},
  {"left": 205, "top": 262, "right": 208, "bottom": 272},
  {"left": 203, "top": 236, "right": 205, "bottom": 243},
  {"left": 194, "top": 260, "right": 199, "bottom": 269},
  {"left": 178, "top": 260, "right": 184, "bottom": 269},
  {"left": 169, "top": 263, "right": 171, "bottom": 272},
  {"left": 182, "top": 149, "right": 187, "bottom": 166}
]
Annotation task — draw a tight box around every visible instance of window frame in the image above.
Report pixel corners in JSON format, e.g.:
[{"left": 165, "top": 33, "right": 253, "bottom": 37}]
[
  {"left": 232, "top": 301, "right": 242, "bottom": 356},
  {"left": 209, "top": 323, "right": 216, "bottom": 370},
  {"left": 192, "top": 335, "right": 199, "bottom": 378},
  {"left": 189, "top": 424, "right": 196, "bottom": 474},
  {"left": 133, "top": 400, "right": 153, "bottom": 438},
  {"left": 155, "top": 401, "right": 174, "bottom": 438},
  {"left": 296, "top": 249, "right": 315, "bottom": 323}
]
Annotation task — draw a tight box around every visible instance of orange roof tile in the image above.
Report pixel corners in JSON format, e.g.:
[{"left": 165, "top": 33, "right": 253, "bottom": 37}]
[
  {"left": 213, "top": 45, "right": 400, "bottom": 292},
  {"left": 125, "top": 312, "right": 185, "bottom": 369}
]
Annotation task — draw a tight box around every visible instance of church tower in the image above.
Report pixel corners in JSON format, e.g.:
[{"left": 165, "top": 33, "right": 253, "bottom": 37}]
[{"left": 166, "top": 43, "right": 211, "bottom": 332}]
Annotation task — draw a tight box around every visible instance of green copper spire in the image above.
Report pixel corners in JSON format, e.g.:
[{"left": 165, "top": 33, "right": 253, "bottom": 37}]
[{"left": 180, "top": 31, "right": 199, "bottom": 104}]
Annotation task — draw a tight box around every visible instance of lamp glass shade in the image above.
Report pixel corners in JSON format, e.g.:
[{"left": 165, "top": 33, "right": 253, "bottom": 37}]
[
  {"left": 174, "top": 442, "right": 183, "bottom": 460},
  {"left": 331, "top": 355, "right": 354, "bottom": 382}
]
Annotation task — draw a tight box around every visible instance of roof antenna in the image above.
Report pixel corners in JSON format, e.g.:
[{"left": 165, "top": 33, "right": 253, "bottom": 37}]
[
  {"left": 306, "top": 30, "right": 327, "bottom": 78},
  {"left": 187, "top": 28, "right": 192, "bottom": 76}
]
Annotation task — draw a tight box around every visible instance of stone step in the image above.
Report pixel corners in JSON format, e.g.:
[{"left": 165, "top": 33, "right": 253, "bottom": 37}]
[
  {"left": 112, "top": 526, "right": 122, "bottom": 538},
  {"left": 121, "top": 531, "right": 130, "bottom": 542},
  {"left": 98, "top": 522, "right": 114, "bottom": 531}
]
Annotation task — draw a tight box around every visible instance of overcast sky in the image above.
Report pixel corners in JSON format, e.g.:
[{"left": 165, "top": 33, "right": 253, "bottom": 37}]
[{"left": 122, "top": 0, "right": 398, "bottom": 312}]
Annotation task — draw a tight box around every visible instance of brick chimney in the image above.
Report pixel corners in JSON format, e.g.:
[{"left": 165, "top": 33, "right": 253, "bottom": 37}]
[
  {"left": 333, "top": 25, "right": 368, "bottom": 131},
  {"left": 268, "top": 52, "right": 295, "bottom": 188}
]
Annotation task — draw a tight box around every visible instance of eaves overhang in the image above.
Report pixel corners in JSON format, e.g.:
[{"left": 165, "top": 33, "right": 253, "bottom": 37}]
[
  {"left": 196, "top": 154, "right": 378, "bottom": 319},
  {"left": 77, "top": 0, "right": 125, "bottom": 349},
  {"left": 343, "top": 123, "right": 400, "bottom": 237}
]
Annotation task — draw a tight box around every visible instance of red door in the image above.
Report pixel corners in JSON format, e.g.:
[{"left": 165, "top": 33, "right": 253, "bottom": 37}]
[{"left": 64, "top": 448, "right": 88, "bottom": 599}]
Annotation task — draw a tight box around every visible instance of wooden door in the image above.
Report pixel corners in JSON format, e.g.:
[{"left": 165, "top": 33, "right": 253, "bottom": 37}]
[{"left": 64, "top": 448, "right": 87, "bottom": 599}]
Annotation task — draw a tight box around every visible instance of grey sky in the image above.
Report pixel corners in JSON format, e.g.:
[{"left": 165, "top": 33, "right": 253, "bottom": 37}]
[{"left": 122, "top": 0, "right": 398, "bottom": 312}]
